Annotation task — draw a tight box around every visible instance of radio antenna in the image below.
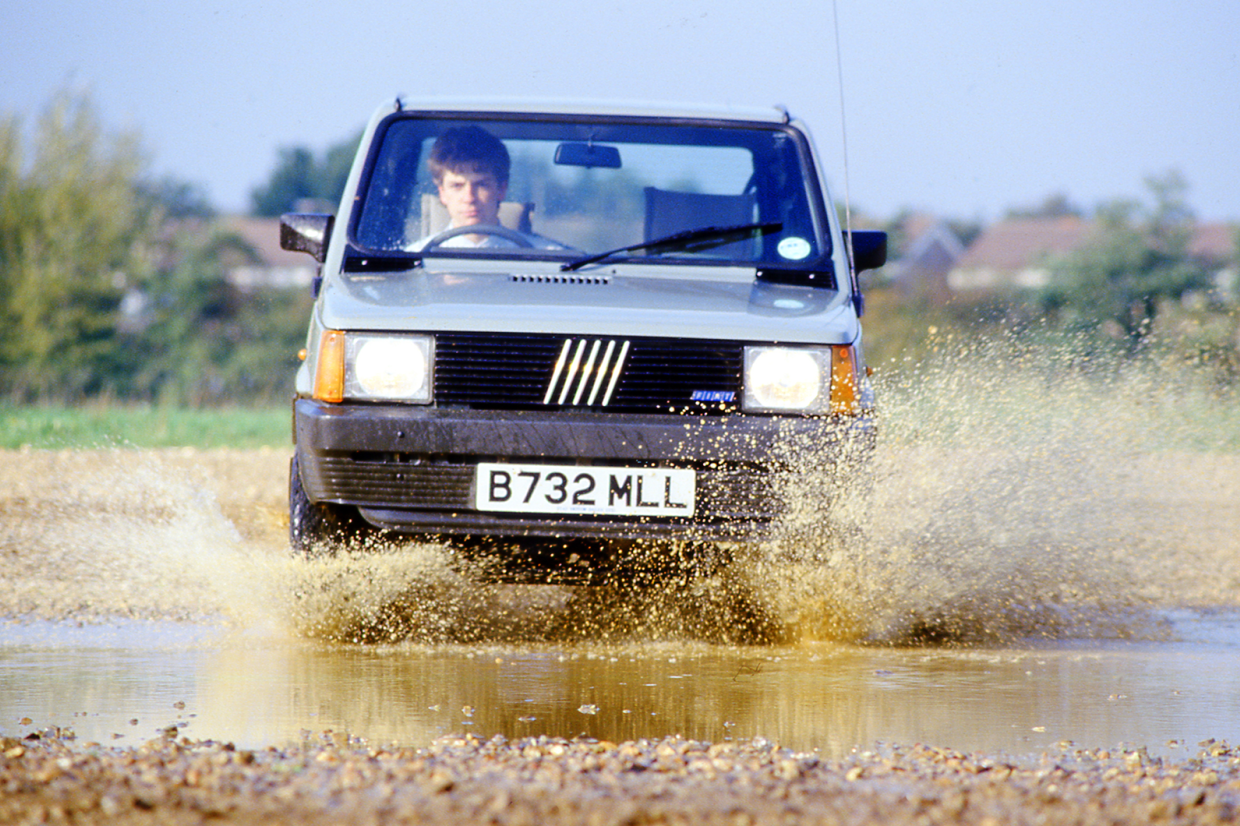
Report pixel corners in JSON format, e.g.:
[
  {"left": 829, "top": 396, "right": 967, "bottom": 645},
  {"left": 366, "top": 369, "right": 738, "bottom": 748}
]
[{"left": 831, "top": 0, "right": 858, "bottom": 289}]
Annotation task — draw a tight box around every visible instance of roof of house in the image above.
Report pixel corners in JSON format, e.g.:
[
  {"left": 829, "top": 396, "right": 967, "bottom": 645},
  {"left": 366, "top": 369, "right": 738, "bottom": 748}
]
[
  {"left": 1188, "top": 222, "right": 1238, "bottom": 261},
  {"left": 956, "top": 216, "right": 1237, "bottom": 275},
  {"left": 897, "top": 213, "right": 945, "bottom": 248},
  {"left": 223, "top": 216, "right": 311, "bottom": 268},
  {"left": 954, "top": 216, "right": 1093, "bottom": 272}
]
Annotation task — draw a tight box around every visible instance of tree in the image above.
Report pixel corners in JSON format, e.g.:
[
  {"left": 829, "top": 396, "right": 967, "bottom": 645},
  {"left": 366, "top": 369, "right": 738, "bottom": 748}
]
[
  {"left": 138, "top": 175, "right": 215, "bottom": 219},
  {"left": 122, "top": 226, "right": 250, "bottom": 401},
  {"left": 249, "top": 133, "right": 361, "bottom": 216},
  {"left": 0, "top": 89, "right": 319, "bottom": 404},
  {"left": 1042, "top": 171, "right": 1213, "bottom": 346},
  {"left": 0, "top": 89, "right": 157, "bottom": 400},
  {"left": 1005, "top": 192, "right": 1083, "bottom": 219}
]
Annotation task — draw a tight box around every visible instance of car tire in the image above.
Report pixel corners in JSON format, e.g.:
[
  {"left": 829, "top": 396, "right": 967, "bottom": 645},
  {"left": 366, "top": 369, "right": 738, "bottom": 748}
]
[{"left": 289, "top": 454, "right": 354, "bottom": 557}]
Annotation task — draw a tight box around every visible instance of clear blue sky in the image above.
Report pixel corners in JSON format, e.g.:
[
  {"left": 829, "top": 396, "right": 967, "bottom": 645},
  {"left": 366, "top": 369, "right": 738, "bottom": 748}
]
[{"left": 4, "top": 0, "right": 1238, "bottom": 222}]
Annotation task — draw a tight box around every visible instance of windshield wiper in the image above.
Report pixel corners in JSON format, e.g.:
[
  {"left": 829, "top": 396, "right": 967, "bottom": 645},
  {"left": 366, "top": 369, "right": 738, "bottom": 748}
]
[{"left": 560, "top": 222, "right": 782, "bottom": 272}]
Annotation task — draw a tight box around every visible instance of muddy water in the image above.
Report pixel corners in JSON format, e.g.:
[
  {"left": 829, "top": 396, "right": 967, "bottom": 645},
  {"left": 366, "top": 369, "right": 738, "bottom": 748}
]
[
  {"left": 4, "top": 613, "right": 1240, "bottom": 758},
  {"left": 2, "top": 340, "right": 1239, "bottom": 759}
]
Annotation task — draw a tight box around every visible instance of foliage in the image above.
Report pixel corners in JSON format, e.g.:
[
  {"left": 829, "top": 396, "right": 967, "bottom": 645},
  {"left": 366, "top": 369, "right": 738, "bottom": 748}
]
[
  {"left": 1040, "top": 171, "right": 1215, "bottom": 346},
  {"left": 249, "top": 134, "right": 361, "bottom": 216},
  {"left": 866, "top": 272, "right": 1240, "bottom": 403},
  {"left": 1004, "top": 191, "right": 1083, "bottom": 219},
  {"left": 138, "top": 175, "right": 216, "bottom": 219},
  {"left": 873, "top": 320, "right": 1240, "bottom": 455},
  {"left": 860, "top": 288, "right": 953, "bottom": 368},
  {"left": 124, "top": 224, "right": 313, "bottom": 405},
  {"left": 0, "top": 89, "right": 315, "bottom": 406},
  {"left": 0, "top": 90, "right": 157, "bottom": 400}
]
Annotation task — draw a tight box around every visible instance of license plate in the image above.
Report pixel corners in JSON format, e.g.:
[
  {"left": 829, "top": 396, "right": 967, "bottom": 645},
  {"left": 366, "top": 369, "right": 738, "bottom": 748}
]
[{"left": 475, "top": 463, "right": 696, "bottom": 517}]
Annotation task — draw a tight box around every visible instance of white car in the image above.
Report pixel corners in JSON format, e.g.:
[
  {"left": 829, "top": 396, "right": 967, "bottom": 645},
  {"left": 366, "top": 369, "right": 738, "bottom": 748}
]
[{"left": 282, "top": 99, "right": 886, "bottom": 581}]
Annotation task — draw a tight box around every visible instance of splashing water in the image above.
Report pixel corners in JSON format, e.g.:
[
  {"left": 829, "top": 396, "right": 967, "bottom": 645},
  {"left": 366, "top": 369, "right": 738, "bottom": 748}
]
[
  {"left": 0, "top": 448, "right": 345, "bottom": 644},
  {"left": 2, "top": 333, "right": 1236, "bottom": 646},
  {"left": 749, "top": 330, "right": 1240, "bottom": 644}
]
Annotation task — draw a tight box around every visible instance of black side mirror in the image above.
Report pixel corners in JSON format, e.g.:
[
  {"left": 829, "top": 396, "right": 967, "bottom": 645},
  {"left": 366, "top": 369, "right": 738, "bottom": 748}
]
[
  {"left": 844, "top": 229, "right": 887, "bottom": 273},
  {"left": 280, "top": 213, "right": 335, "bottom": 264}
]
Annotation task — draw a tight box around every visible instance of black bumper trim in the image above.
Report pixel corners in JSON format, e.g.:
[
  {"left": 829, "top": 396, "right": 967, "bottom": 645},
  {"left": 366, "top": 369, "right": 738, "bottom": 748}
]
[
  {"left": 294, "top": 398, "right": 871, "bottom": 463},
  {"left": 293, "top": 398, "right": 874, "bottom": 541}
]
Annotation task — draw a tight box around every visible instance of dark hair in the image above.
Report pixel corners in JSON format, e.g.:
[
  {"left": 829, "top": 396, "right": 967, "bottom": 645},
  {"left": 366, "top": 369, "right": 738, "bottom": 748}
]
[{"left": 427, "top": 125, "right": 510, "bottom": 186}]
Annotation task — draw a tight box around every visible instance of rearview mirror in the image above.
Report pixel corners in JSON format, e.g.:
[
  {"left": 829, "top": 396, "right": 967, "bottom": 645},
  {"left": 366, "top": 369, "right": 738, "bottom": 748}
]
[{"left": 554, "top": 142, "right": 622, "bottom": 169}]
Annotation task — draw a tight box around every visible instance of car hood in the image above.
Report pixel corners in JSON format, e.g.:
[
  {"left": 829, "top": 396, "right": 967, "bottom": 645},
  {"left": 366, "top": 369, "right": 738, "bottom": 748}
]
[{"left": 318, "top": 264, "right": 860, "bottom": 344}]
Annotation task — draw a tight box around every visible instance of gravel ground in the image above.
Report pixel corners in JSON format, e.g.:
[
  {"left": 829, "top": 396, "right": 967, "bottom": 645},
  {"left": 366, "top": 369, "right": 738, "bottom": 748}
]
[{"left": 3, "top": 731, "right": 1239, "bottom": 825}]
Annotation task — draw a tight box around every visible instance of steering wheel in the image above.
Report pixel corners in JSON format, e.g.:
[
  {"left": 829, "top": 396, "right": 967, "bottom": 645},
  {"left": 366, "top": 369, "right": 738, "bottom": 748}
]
[{"left": 421, "top": 224, "right": 534, "bottom": 250}]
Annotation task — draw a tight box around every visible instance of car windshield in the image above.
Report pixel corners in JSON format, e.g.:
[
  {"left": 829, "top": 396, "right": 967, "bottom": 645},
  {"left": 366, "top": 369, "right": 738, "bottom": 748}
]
[{"left": 350, "top": 112, "right": 831, "bottom": 268}]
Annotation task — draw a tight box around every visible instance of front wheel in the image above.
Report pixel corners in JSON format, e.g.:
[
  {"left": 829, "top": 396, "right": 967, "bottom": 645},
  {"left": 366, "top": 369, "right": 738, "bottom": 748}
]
[{"left": 289, "top": 455, "right": 357, "bottom": 556}]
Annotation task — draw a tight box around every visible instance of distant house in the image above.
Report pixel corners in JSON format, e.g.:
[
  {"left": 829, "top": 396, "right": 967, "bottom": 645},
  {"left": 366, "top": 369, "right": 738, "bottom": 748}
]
[
  {"left": 948, "top": 216, "right": 1238, "bottom": 300},
  {"left": 948, "top": 216, "right": 1092, "bottom": 294},
  {"left": 1188, "top": 222, "right": 1240, "bottom": 299},
  {"left": 221, "top": 216, "right": 317, "bottom": 292},
  {"left": 884, "top": 215, "right": 966, "bottom": 303}
]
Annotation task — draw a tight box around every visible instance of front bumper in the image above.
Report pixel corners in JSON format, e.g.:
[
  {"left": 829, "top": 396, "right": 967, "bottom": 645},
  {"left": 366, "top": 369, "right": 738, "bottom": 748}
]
[{"left": 293, "top": 398, "right": 874, "bottom": 541}]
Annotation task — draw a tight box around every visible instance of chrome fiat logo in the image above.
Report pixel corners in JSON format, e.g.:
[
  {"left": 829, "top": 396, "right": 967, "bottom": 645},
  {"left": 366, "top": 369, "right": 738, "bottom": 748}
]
[{"left": 542, "top": 339, "right": 630, "bottom": 406}]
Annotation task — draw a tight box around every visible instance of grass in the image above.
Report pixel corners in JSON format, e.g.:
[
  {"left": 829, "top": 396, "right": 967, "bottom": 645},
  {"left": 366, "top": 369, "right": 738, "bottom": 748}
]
[{"left": 0, "top": 404, "right": 291, "bottom": 450}]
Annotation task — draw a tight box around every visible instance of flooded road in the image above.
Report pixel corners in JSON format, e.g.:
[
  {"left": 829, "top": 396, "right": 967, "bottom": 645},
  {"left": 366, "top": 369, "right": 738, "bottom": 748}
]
[{"left": 4, "top": 611, "right": 1240, "bottom": 759}]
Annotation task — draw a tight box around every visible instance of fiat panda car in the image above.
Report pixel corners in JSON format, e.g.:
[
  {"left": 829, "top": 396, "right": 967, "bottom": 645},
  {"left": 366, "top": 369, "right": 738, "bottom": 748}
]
[{"left": 282, "top": 98, "right": 886, "bottom": 577}]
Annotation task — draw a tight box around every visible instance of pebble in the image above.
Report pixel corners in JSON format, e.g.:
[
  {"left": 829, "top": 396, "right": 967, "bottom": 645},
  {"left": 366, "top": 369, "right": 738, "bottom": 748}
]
[{"left": 2, "top": 732, "right": 1239, "bottom": 825}]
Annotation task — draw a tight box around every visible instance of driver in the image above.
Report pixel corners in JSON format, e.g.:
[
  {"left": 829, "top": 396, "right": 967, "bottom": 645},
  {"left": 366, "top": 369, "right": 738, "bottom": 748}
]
[{"left": 410, "top": 125, "right": 560, "bottom": 251}]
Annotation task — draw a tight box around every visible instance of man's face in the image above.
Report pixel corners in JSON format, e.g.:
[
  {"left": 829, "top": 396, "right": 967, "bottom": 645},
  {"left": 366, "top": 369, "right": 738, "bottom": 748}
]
[{"left": 437, "top": 167, "right": 507, "bottom": 228}]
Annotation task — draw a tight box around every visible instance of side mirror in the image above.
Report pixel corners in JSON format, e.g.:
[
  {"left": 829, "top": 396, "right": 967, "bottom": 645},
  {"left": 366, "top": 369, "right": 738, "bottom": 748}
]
[
  {"left": 844, "top": 229, "right": 887, "bottom": 273},
  {"left": 280, "top": 213, "right": 335, "bottom": 264}
]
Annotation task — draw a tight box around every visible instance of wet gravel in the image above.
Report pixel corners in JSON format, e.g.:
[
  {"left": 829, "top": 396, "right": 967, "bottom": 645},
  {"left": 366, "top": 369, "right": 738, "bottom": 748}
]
[{"left": 3, "top": 731, "right": 1239, "bottom": 825}]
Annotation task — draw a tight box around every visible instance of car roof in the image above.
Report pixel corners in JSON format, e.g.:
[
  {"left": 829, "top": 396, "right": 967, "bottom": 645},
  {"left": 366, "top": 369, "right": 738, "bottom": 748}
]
[{"left": 384, "top": 97, "right": 793, "bottom": 125}]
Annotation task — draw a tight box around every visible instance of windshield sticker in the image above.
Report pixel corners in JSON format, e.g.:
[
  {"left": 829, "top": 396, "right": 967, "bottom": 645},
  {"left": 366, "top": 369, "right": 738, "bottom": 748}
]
[{"left": 777, "top": 237, "right": 812, "bottom": 260}]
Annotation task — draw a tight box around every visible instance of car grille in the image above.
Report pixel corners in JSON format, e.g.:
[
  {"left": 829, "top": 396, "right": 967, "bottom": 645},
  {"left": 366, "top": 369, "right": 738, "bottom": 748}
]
[{"left": 435, "top": 332, "right": 743, "bottom": 414}]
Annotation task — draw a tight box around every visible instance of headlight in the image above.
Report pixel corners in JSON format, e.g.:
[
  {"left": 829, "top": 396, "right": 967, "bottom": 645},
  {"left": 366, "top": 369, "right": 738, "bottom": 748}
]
[
  {"left": 743, "top": 346, "right": 829, "bottom": 413},
  {"left": 344, "top": 334, "right": 434, "bottom": 402}
]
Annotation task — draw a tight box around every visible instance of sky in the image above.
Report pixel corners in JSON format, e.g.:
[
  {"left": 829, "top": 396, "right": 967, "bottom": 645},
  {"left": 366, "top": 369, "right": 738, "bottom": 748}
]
[{"left": 4, "top": 0, "right": 1238, "bottom": 223}]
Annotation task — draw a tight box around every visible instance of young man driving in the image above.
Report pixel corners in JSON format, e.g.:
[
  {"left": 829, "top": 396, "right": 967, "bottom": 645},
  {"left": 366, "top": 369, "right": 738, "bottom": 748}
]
[{"left": 412, "top": 125, "right": 560, "bottom": 250}]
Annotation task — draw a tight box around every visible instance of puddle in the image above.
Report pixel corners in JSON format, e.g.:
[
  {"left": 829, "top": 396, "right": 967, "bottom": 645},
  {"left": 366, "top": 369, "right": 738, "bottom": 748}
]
[{"left": 3, "top": 612, "right": 1240, "bottom": 757}]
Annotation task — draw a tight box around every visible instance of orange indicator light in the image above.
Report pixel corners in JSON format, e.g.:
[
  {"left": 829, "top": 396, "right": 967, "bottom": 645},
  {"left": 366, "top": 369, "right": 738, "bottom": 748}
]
[{"left": 313, "top": 330, "right": 346, "bottom": 403}]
